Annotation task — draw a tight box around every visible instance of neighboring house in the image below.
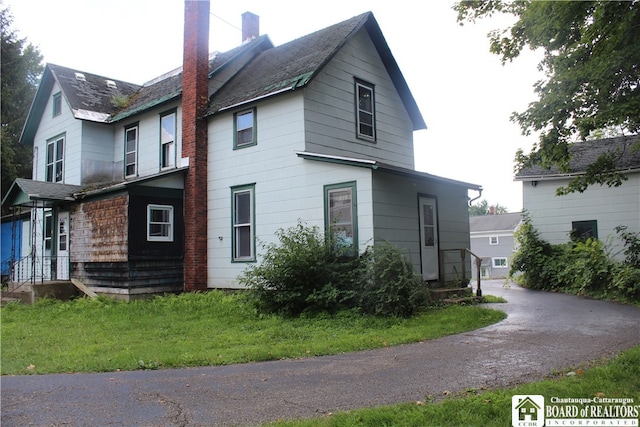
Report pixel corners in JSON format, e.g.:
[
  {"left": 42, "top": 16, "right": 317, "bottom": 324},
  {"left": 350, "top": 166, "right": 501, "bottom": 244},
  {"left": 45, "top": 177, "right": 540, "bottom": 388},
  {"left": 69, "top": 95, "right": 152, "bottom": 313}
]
[
  {"left": 515, "top": 134, "right": 640, "bottom": 261},
  {"left": 2, "top": 2, "right": 482, "bottom": 299},
  {"left": 469, "top": 212, "right": 521, "bottom": 279}
]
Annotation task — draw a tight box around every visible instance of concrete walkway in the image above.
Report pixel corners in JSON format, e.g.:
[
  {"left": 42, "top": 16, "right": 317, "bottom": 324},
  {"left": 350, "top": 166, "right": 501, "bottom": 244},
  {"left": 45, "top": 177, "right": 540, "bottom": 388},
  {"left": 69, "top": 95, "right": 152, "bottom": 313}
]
[{"left": 2, "top": 281, "right": 639, "bottom": 426}]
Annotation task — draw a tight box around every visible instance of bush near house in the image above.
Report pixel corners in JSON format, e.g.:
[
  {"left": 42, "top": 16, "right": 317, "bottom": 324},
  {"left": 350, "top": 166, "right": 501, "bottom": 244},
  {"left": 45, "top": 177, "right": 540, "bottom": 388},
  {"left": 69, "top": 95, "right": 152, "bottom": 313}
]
[
  {"left": 239, "top": 222, "right": 430, "bottom": 317},
  {"left": 509, "top": 215, "right": 640, "bottom": 301}
]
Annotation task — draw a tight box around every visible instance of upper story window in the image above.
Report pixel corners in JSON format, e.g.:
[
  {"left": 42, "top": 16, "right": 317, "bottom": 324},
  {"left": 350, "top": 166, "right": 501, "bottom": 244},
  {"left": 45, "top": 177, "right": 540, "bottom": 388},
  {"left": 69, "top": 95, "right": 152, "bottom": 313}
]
[
  {"left": 125, "top": 124, "right": 138, "bottom": 177},
  {"left": 160, "top": 110, "right": 176, "bottom": 169},
  {"left": 325, "top": 181, "right": 358, "bottom": 255},
  {"left": 147, "top": 204, "right": 174, "bottom": 242},
  {"left": 355, "top": 79, "right": 375, "bottom": 141},
  {"left": 234, "top": 108, "right": 256, "bottom": 149},
  {"left": 52, "top": 92, "right": 62, "bottom": 117},
  {"left": 489, "top": 236, "right": 499, "bottom": 245},
  {"left": 46, "top": 134, "right": 65, "bottom": 182}
]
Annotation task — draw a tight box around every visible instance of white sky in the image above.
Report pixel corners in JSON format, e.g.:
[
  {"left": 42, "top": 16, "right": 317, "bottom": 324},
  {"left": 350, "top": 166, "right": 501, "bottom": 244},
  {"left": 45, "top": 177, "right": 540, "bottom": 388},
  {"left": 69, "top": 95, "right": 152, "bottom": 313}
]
[{"left": 4, "top": 0, "right": 544, "bottom": 212}]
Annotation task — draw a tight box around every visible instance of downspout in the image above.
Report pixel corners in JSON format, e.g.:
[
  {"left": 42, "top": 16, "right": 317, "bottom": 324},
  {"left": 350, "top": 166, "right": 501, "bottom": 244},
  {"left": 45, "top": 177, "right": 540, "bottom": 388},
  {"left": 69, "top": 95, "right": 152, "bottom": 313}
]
[{"left": 468, "top": 188, "right": 483, "bottom": 206}]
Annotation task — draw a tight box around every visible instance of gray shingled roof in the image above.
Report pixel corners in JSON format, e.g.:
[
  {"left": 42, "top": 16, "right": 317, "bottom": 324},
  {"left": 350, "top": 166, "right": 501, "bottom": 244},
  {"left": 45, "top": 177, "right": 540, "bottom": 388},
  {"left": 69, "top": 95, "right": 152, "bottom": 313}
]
[
  {"left": 516, "top": 134, "right": 640, "bottom": 178},
  {"left": 48, "top": 64, "right": 142, "bottom": 120},
  {"left": 469, "top": 212, "right": 522, "bottom": 233},
  {"left": 206, "top": 12, "right": 426, "bottom": 131},
  {"left": 2, "top": 178, "right": 83, "bottom": 207}
]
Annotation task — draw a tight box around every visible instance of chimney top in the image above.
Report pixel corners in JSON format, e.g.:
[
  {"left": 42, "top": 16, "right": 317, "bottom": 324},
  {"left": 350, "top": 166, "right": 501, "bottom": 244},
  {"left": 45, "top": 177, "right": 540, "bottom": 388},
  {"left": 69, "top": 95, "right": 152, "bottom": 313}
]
[{"left": 242, "top": 11, "right": 259, "bottom": 43}]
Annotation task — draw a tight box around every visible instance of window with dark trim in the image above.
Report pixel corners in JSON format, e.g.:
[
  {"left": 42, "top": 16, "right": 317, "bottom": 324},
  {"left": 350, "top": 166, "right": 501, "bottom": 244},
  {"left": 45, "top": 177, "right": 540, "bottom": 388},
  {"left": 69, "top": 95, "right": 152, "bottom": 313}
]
[
  {"left": 125, "top": 124, "right": 138, "bottom": 177},
  {"left": 324, "top": 181, "right": 358, "bottom": 255},
  {"left": 46, "top": 135, "right": 65, "bottom": 183},
  {"left": 355, "top": 79, "right": 375, "bottom": 141},
  {"left": 160, "top": 110, "right": 176, "bottom": 169},
  {"left": 571, "top": 220, "right": 598, "bottom": 240},
  {"left": 147, "top": 204, "right": 174, "bottom": 242},
  {"left": 52, "top": 92, "right": 62, "bottom": 117},
  {"left": 232, "top": 184, "right": 255, "bottom": 261},
  {"left": 234, "top": 108, "right": 256, "bottom": 149}
]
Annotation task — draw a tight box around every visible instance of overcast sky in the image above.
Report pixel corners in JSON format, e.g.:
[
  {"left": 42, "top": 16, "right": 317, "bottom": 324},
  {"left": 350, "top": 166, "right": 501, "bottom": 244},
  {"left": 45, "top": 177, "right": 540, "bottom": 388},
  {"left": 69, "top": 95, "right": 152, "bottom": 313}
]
[{"left": 4, "top": 0, "right": 544, "bottom": 212}]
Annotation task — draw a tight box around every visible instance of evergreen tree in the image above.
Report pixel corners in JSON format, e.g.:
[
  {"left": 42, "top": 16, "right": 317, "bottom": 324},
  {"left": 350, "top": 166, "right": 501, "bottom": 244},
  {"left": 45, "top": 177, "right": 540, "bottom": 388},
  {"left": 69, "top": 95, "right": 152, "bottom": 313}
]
[{"left": 1, "top": 4, "right": 43, "bottom": 210}]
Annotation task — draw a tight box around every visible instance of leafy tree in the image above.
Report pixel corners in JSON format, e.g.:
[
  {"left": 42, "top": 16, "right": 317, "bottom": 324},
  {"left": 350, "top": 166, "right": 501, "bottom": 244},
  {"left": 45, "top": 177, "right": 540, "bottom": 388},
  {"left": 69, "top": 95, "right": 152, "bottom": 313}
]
[
  {"left": 1, "top": 4, "right": 43, "bottom": 209},
  {"left": 469, "top": 199, "right": 508, "bottom": 216},
  {"left": 455, "top": 1, "right": 640, "bottom": 194}
]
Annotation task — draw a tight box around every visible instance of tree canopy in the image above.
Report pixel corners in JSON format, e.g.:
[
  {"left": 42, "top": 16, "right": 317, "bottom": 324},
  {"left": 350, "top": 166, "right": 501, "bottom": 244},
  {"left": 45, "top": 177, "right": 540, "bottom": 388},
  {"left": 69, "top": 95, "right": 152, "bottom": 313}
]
[
  {"left": 469, "top": 199, "right": 509, "bottom": 216},
  {"left": 1, "top": 5, "right": 43, "bottom": 209},
  {"left": 455, "top": 1, "right": 640, "bottom": 194}
]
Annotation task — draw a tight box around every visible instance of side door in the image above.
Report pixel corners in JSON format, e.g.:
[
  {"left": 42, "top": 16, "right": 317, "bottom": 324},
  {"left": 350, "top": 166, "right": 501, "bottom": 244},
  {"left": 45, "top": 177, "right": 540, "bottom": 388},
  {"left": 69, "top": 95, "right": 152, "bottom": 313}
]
[
  {"left": 419, "top": 197, "right": 439, "bottom": 281},
  {"left": 56, "top": 211, "right": 70, "bottom": 280}
]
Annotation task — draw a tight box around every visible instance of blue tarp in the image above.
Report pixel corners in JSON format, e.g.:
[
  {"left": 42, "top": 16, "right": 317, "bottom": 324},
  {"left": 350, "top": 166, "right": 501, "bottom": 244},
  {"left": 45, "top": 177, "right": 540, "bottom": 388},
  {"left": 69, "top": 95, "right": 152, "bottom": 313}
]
[{"left": 1, "top": 221, "right": 22, "bottom": 276}]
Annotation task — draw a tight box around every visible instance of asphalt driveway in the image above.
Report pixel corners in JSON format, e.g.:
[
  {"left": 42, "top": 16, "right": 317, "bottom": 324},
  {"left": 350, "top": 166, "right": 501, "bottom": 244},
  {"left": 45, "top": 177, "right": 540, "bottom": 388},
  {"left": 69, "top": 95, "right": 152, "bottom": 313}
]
[{"left": 2, "top": 280, "right": 639, "bottom": 426}]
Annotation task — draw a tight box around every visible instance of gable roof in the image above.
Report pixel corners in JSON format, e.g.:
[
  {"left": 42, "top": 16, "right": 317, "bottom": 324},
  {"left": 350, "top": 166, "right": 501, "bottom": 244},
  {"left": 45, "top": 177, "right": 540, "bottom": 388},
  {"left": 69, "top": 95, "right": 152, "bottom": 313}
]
[
  {"left": 515, "top": 134, "right": 640, "bottom": 180},
  {"left": 469, "top": 212, "right": 521, "bottom": 233},
  {"left": 206, "top": 12, "right": 426, "bottom": 131},
  {"left": 2, "top": 178, "right": 83, "bottom": 208}
]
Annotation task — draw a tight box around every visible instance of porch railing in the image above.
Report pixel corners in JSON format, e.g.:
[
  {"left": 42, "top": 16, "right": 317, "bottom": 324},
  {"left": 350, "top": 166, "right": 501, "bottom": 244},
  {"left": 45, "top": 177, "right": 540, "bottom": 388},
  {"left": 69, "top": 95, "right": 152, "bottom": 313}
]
[
  {"left": 439, "top": 248, "right": 483, "bottom": 296},
  {"left": 10, "top": 255, "right": 70, "bottom": 285}
]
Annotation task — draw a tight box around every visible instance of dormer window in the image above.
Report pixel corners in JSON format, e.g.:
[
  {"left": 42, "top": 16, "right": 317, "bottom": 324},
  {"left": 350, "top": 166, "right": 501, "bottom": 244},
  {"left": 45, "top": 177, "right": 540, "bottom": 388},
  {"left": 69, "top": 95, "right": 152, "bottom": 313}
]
[
  {"left": 355, "top": 78, "right": 375, "bottom": 141},
  {"left": 52, "top": 92, "right": 62, "bottom": 117}
]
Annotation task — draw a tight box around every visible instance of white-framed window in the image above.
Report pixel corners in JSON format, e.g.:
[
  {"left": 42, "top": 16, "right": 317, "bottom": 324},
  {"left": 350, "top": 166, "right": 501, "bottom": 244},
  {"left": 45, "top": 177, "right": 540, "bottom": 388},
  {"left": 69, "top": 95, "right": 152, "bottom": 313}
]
[
  {"left": 46, "top": 135, "right": 65, "bottom": 183},
  {"left": 125, "top": 124, "right": 138, "bottom": 177},
  {"left": 232, "top": 184, "right": 255, "bottom": 261},
  {"left": 52, "top": 92, "right": 62, "bottom": 117},
  {"left": 325, "top": 182, "right": 358, "bottom": 255},
  {"left": 147, "top": 204, "right": 174, "bottom": 242},
  {"left": 234, "top": 108, "right": 256, "bottom": 148},
  {"left": 489, "top": 236, "right": 499, "bottom": 245},
  {"left": 492, "top": 257, "right": 508, "bottom": 268},
  {"left": 160, "top": 111, "right": 176, "bottom": 169},
  {"left": 355, "top": 78, "right": 375, "bottom": 141}
]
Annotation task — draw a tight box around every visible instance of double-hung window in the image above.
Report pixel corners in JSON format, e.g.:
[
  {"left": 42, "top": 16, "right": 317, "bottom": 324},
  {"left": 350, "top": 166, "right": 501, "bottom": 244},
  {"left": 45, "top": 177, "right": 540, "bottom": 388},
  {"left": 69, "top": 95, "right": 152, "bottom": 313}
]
[
  {"left": 160, "top": 111, "right": 176, "bottom": 169},
  {"left": 492, "top": 257, "right": 508, "bottom": 268},
  {"left": 147, "top": 205, "right": 174, "bottom": 242},
  {"left": 325, "top": 182, "right": 358, "bottom": 255},
  {"left": 125, "top": 124, "right": 138, "bottom": 177},
  {"left": 234, "top": 108, "right": 256, "bottom": 148},
  {"left": 46, "top": 135, "right": 65, "bottom": 182},
  {"left": 232, "top": 185, "right": 255, "bottom": 261},
  {"left": 489, "top": 236, "right": 499, "bottom": 245},
  {"left": 355, "top": 79, "right": 375, "bottom": 141}
]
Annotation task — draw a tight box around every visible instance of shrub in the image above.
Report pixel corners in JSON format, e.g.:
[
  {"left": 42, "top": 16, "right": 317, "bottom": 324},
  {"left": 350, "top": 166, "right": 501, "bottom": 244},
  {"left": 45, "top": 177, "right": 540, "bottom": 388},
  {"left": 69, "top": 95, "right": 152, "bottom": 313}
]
[
  {"left": 239, "top": 222, "right": 430, "bottom": 317},
  {"left": 354, "top": 242, "right": 430, "bottom": 317}
]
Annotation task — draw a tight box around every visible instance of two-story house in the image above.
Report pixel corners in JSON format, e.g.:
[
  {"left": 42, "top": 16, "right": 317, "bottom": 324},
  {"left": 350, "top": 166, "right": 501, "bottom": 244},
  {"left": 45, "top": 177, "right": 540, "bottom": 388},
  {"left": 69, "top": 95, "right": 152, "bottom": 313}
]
[
  {"left": 515, "top": 134, "right": 640, "bottom": 261},
  {"left": 3, "top": 1, "right": 482, "bottom": 299}
]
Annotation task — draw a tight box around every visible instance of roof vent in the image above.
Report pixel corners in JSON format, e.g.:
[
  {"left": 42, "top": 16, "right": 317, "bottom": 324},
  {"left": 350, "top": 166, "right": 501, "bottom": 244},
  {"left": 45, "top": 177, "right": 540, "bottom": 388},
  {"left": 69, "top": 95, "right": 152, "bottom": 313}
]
[
  {"left": 106, "top": 79, "right": 117, "bottom": 89},
  {"left": 75, "top": 72, "right": 86, "bottom": 82}
]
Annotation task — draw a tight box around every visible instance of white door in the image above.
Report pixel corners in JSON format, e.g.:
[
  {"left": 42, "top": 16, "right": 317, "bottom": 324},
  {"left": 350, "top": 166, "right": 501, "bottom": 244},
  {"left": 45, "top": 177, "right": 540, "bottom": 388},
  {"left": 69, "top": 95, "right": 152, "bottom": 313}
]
[
  {"left": 419, "top": 197, "right": 439, "bottom": 281},
  {"left": 56, "top": 211, "right": 70, "bottom": 280}
]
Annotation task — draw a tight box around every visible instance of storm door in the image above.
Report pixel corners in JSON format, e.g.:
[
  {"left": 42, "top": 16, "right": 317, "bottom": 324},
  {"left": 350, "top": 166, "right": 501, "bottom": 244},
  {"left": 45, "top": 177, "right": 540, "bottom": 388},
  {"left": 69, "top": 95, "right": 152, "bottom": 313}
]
[
  {"left": 56, "top": 211, "right": 70, "bottom": 280},
  {"left": 419, "top": 197, "right": 439, "bottom": 281}
]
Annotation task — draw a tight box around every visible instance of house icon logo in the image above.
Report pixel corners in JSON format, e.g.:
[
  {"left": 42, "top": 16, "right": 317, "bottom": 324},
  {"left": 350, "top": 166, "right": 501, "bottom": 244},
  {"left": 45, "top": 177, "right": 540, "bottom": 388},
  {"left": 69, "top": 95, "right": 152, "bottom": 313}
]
[{"left": 512, "top": 395, "right": 544, "bottom": 427}]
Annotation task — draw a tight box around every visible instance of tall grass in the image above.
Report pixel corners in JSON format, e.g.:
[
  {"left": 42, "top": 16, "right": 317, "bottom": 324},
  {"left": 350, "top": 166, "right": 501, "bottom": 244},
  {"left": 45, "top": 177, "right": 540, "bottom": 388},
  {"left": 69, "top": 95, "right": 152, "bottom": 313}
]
[{"left": 0, "top": 291, "right": 505, "bottom": 375}]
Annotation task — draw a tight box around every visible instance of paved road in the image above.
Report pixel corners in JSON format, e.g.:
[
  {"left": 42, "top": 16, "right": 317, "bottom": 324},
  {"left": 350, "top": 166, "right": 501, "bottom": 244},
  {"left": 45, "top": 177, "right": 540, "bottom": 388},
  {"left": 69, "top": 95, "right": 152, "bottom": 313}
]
[{"left": 2, "top": 281, "right": 639, "bottom": 426}]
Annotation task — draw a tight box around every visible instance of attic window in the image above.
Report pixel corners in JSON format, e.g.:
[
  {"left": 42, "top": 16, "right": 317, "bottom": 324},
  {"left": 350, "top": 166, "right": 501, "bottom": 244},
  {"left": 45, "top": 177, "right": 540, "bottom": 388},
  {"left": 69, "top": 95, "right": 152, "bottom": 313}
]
[
  {"left": 75, "top": 72, "right": 86, "bottom": 82},
  {"left": 106, "top": 80, "right": 117, "bottom": 89}
]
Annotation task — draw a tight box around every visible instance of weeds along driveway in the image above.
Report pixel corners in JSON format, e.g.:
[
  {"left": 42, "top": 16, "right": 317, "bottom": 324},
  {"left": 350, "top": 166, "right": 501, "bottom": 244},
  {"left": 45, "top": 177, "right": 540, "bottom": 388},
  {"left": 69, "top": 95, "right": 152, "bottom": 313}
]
[{"left": 2, "top": 281, "right": 640, "bottom": 427}]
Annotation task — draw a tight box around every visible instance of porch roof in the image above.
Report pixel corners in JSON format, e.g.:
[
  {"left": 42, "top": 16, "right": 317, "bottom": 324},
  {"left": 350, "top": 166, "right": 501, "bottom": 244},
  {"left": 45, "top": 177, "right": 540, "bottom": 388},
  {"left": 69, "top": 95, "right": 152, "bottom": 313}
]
[{"left": 2, "top": 179, "right": 83, "bottom": 208}]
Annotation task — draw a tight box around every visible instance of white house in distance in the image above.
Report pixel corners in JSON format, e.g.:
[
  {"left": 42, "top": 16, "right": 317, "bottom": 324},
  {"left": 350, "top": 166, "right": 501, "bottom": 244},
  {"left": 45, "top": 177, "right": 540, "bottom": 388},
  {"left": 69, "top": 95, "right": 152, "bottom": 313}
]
[
  {"left": 515, "top": 134, "right": 640, "bottom": 261},
  {"left": 469, "top": 212, "right": 521, "bottom": 279},
  {"left": 2, "top": 2, "right": 482, "bottom": 299}
]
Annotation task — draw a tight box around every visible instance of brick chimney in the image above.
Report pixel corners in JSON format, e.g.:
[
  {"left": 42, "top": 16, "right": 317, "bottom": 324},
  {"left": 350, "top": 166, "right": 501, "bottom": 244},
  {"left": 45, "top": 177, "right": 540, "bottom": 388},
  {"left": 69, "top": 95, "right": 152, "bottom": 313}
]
[
  {"left": 242, "top": 12, "right": 259, "bottom": 43},
  {"left": 182, "top": 0, "right": 209, "bottom": 292}
]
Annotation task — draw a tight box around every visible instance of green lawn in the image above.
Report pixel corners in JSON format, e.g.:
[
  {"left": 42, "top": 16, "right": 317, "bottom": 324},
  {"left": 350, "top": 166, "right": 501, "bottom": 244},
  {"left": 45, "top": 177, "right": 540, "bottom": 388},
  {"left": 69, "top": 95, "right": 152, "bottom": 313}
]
[{"left": 0, "top": 291, "right": 505, "bottom": 375}]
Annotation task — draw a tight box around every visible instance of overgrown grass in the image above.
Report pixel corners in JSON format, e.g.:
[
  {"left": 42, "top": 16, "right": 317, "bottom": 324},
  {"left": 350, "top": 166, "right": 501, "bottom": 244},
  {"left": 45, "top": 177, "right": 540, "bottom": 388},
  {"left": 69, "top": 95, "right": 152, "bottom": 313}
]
[
  {"left": 271, "top": 345, "right": 640, "bottom": 426},
  {"left": 0, "top": 291, "right": 505, "bottom": 375}
]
